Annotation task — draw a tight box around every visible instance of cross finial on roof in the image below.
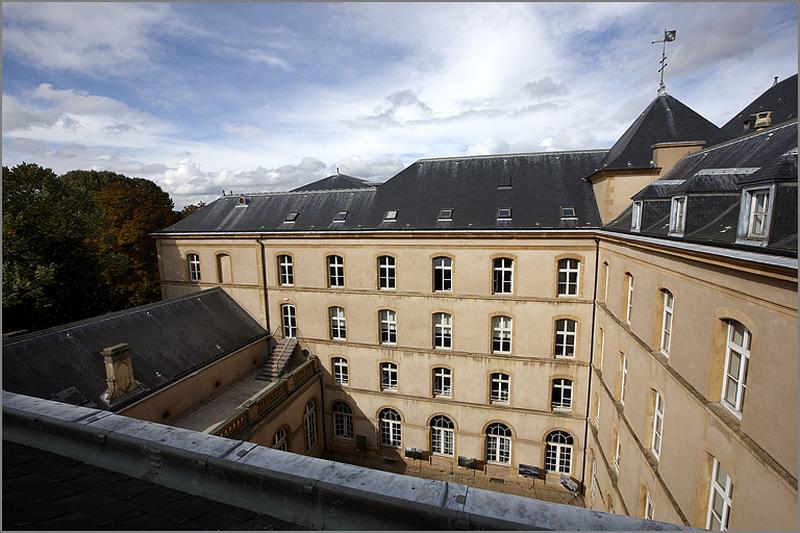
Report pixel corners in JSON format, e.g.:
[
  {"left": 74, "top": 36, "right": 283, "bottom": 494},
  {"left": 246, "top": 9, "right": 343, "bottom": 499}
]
[{"left": 651, "top": 29, "right": 677, "bottom": 95}]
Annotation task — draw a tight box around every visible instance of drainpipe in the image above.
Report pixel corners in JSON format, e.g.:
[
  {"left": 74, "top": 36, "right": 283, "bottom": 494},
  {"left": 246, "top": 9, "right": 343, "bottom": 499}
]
[
  {"left": 258, "top": 237, "right": 271, "bottom": 332},
  {"left": 580, "top": 237, "right": 600, "bottom": 494}
]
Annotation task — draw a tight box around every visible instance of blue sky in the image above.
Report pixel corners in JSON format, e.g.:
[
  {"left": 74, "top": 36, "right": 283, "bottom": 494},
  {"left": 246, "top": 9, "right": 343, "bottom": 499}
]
[{"left": 3, "top": 2, "right": 797, "bottom": 207}]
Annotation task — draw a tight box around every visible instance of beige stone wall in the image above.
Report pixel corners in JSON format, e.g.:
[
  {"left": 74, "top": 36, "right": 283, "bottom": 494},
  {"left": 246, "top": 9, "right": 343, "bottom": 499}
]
[
  {"left": 590, "top": 171, "right": 659, "bottom": 224},
  {"left": 590, "top": 239, "right": 797, "bottom": 530},
  {"left": 120, "top": 338, "right": 269, "bottom": 423}
]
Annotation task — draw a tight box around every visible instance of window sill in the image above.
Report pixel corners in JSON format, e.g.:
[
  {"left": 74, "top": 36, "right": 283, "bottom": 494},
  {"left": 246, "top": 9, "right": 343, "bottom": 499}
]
[
  {"left": 551, "top": 406, "right": 573, "bottom": 413},
  {"left": 381, "top": 388, "right": 398, "bottom": 393},
  {"left": 708, "top": 402, "right": 742, "bottom": 429}
]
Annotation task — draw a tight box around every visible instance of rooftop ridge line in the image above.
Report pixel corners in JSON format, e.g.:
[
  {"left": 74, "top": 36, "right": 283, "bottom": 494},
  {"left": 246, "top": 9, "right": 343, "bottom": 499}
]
[
  {"left": 684, "top": 120, "right": 798, "bottom": 159},
  {"left": 225, "top": 186, "right": 379, "bottom": 198},
  {"left": 417, "top": 148, "right": 609, "bottom": 162}
]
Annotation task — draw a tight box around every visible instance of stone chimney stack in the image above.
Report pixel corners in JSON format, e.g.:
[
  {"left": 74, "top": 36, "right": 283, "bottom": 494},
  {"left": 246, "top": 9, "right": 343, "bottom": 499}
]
[{"left": 101, "top": 343, "right": 139, "bottom": 403}]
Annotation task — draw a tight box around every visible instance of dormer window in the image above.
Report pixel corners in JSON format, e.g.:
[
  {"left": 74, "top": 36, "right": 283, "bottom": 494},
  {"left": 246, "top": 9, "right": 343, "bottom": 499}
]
[
  {"left": 668, "top": 196, "right": 686, "bottom": 236},
  {"left": 498, "top": 176, "right": 512, "bottom": 189},
  {"left": 333, "top": 211, "right": 348, "bottom": 223},
  {"left": 497, "top": 208, "right": 512, "bottom": 221},
  {"left": 383, "top": 210, "right": 398, "bottom": 222},
  {"left": 560, "top": 207, "right": 576, "bottom": 219},
  {"left": 285, "top": 211, "right": 299, "bottom": 223},
  {"left": 737, "top": 186, "right": 774, "bottom": 244},
  {"left": 631, "top": 201, "right": 643, "bottom": 232},
  {"left": 437, "top": 208, "right": 453, "bottom": 221},
  {"left": 236, "top": 196, "right": 250, "bottom": 207}
]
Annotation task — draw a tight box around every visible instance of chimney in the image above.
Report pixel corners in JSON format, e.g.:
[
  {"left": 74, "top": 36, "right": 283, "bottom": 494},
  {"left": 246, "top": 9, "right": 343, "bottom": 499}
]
[
  {"left": 101, "top": 343, "right": 140, "bottom": 403},
  {"left": 773, "top": 76, "right": 779, "bottom": 87},
  {"left": 754, "top": 111, "right": 773, "bottom": 131}
]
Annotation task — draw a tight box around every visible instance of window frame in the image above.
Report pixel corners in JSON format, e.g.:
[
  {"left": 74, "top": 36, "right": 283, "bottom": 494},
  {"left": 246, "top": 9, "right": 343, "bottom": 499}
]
[
  {"left": 327, "top": 255, "right": 345, "bottom": 288},
  {"left": 272, "top": 427, "right": 288, "bottom": 451},
  {"left": 645, "top": 492, "right": 655, "bottom": 521},
  {"left": 721, "top": 321, "right": 751, "bottom": 417},
  {"left": 545, "top": 430, "right": 573, "bottom": 474},
  {"left": 551, "top": 378, "right": 573, "bottom": 411},
  {"left": 706, "top": 457, "right": 733, "bottom": 531},
  {"left": 430, "top": 415, "right": 455, "bottom": 457},
  {"left": 613, "top": 435, "right": 622, "bottom": 474},
  {"left": 432, "top": 367, "right": 452, "bottom": 398},
  {"left": 278, "top": 254, "right": 294, "bottom": 286},
  {"left": 379, "top": 309, "right": 397, "bottom": 345},
  {"left": 554, "top": 318, "right": 577, "bottom": 358},
  {"left": 620, "top": 354, "right": 628, "bottom": 405},
  {"left": 490, "top": 372, "right": 510, "bottom": 404},
  {"left": 187, "top": 253, "right": 201, "bottom": 282},
  {"left": 281, "top": 304, "right": 297, "bottom": 338},
  {"left": 492, "top": 257, "right": 514, "bottom": 294},
  {"left": 304, "top": 401, "right": 317, "bottom": 451},
  {"left": 332, "top": 401, "right": 354, "bottom": 439},
  {"left": 631, "top": 200, "right": 643, "bottom": 232},
  {"left": 651, "top": 391, "right": 664, "bottom": 459},
  {"left": 736, "top": 184, "right": 775, "bottom": 244},
  {"left": 660, "top": 290, "right": 674, "bottom": 355},
  {"left": 379, "top": 408, "right": 402, "bottom": 448},
  {"left": 485, "top": 423, "right": 512, "bottom": 465},
  {"left": 377, "top": 255, "right": 396, "bottom": 290},
  {"left": 491, "top": 315, "right": 512, "bottom": 353},
  {"left": 557, "top": 258, "right": 581, "bottom": 297},
  {"left": 329, "top": 306, "right": 346, "bottom": 340},
  {"left": 668, "top": 196, "right": 687, "bottom": 236},
  {"left": 625, "top": 273, "right": 634, "bottom": 324},
  {"left": 380, "top": 362, "right": 398, "bottom": 391},
  {"left": 332, "top": 357, "right": 349, "bottom": 385},
  {"left": 433, "top": 256, "right": 452, "bottom": 292},
  {"left": 433, "top": 312, "right": 453, "bottom": 350}
]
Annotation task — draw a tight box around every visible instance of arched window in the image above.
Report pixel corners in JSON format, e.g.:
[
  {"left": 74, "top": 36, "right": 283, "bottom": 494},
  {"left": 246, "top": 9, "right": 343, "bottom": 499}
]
[
  {"left": 332, "top": 401, "right": 353, "bottom": 439},
  {"left": 492, "top": 316, "right": 512, "bottom": 353},
  {"left": 281, "top": 304, "right": 297, "bottom": 338},
  {"left": 379, "top": 408, "right": 402, "bottom": 447},
  {"left": 328, "top": 255, "right": 344, "bottom": 288},
  {"left": 430, "top": 415, "right": 455, "bottom": 456},
  {"left": 555, "top": 319, "right": 577, "bottom": 358},
  {"left": 492, "top": 257, "right": 513, "bottom": 294},
  {"left": 272, "top": 427, "right": 288, "bottom": 451},
  {"left": 660, "top": 290, "right": 674, "bottom": 355},
  {"left": 380, "top": 362, "right": 398, "bottom": 391},
  {"left": 304, "top": 401, "right": 317, "bottom": 451},
  {"left": 722, "top": 320, "right": 751, "bottom": 415},
  {"left": 557, "top": 259, "right": 580, "bottom": 296},
  {"left": 433, "top": 313, "right": 452, "bottom": 349},
  {"left": 332, "top": 357, "right": 348, "bottom": 385},
  {"left": 379, "top": 309, "right": 397, "bottom": 344},
  {"left": 329, "top": 306, "right": 346, "bottom": 340},
  {"left": 377, "top": 256, "right": 396, "bottom": 289},
  {"left": 432, "top": 367, "right": 451, "bottom": 398},
  {"left": 490, "top": 373, "right": 510, "bottom": 404},
  {"left": 216, "top": 253, "right": 231, "bottom": 284},
  {"left": 551, "top": 379, "right": 573, "bottom": 410},
  {"left": 545, "top": 430, "right": 574, "bottom": 474},
  {"left": 485, "top": 423, "right": 512, "bottom": 465},
  {"left": 706, "top": 457, "right": 733, "bottom": 530},
  {"left": 278, "top": 254, "right": 293, "bottom": 286},
  {"left": 187, "top": 253, "right": 201, "bottom": 282},
  {"left": 433, "top": 257, "right": 452, "bottom": 292}
]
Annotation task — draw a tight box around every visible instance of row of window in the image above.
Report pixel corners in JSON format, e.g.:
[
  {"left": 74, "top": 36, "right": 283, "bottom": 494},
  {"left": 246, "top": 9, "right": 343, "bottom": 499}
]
[
  {"left": 325, "top": 403, "right": 576, "bottom": 473},
  {"left": 331, "top": 359, "right": 574, "bottom": 410},
  {"left": 271, "top": 400, "right": 319, "bottom": 453},
  {"left": 282, "top": 304, "right": 578, "bottom": 356},
  {"left": 276, "top": 255, "right": 581, "bottom": 296}
]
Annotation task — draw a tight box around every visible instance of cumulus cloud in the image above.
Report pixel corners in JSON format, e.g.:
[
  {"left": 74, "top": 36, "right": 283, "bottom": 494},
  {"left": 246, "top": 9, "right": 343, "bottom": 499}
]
[
  {"left": 330, "top": 155, "right": 407, "bottom": 180},
  {"left": 466, "top": 138, "right": 511, "bottom": 156},
  {"left": 521, "top": 77, "right": 570, "bottom": 99}
]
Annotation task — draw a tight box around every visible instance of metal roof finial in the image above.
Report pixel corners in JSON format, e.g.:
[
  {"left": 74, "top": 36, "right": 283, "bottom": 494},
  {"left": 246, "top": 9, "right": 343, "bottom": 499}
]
[
  {"left": 336, "top": 167, "right": 340, "bottom": 175},
  {"left": 652, "top": 29, "right": 677, "bottom": 96}
]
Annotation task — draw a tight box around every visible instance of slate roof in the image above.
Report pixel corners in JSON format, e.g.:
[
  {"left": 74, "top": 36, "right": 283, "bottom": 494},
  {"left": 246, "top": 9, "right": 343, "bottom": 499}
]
[
  {"left": 292, "top": 173, "right": 377, "bottom": 191},
  {"left": 2, "top": 440, "right": 299, "bottom": 530},
  {"left": 599, "top": 94, "right": 727, "bottom": 171},
  {"left": 2, "top": 288, "right": 268, "bottom": 410},
  {"left": 605, "top": 120, "right": 798, "bottom": 255},
  {"left": 721, "top": 74, "right": 798, "bottom": 139},
  {"left": 156, "top": 150, "right": 608, "bottom": 234}
]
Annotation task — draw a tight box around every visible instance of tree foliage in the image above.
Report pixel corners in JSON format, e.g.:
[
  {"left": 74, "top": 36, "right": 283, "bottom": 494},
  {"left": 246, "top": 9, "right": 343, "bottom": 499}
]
[{"left": 2, "top": 163, "right": 181, "bottom": 333}]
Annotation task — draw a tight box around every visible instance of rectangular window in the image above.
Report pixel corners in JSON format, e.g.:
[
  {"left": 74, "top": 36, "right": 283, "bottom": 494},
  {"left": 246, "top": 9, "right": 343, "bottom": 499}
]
[
  {"left": 631, "top": 201, "right": 643, "bottom": 231},
  {"left": 613, "top": 436, "right": 622, "bottom": 474},
  {"left": 645, "top": 493, "right": 654, "bottom": 521},
  {"left": 625, "top": 274, "right": 634, "bottom": 324},
  {"left": 378, "top": 256, "right": 396, "bottom": 289},
  {"left": 746, "top": 188, "right": 770, "bottom": 238},
  {"left": 304, "top": 406, "right": 316, "bottom": 451},
  {"left": 328, "top": 255, "right": 345, "bottom": 287},
  {"left": 620, "top": 354, "right": 628, "bottom": 404},
  {"left": 602, "top": 262, "right": 609, "bottom": 302},
  {"left": 651, "top": 391, "right": 664, "bottom": 459},
  {"left": 560, "top": 206, "right": 577, "bottom": 219},
  {"left": 706, "top": 458, "right": 733, "bottom": 531},
  {"left": 285, "top": 211, "right": 299, "bottom": 223},
  {"left": 380, "top": 363, "right": 398, "bottom": 391},
  {"left": 551, "top": 379, "right": 573, "bottom": 410},
  {"left": 188, "top": 253, "right": 201, "bottom": 282},
  {"left": 433, "top": 257, "right": 452, "bottom": 292},
  {"left": 379, "top": 309, "right": 397, "bottom": 344},
  {"left": 598, "top": 327, "right": 605, "bottom": 370},
  {"left": 497, "top": 175, "right": 512, "bottom": 189},
  {"left": 383, "top": 210, "right": 398, "bottom": 222},
  {"left": 492, "top": 258, "right": 513, "bottom": 294},
  {"left": 722, "top": 321, "right": 751, "bottom": 416},
  {"left": 669, "top": 196, "right": 686, "bottom": 235},
  {"left": 437, "top": 208, "right": 453, "bottom": 221},
  {"left": 593, "top": 393, "right": 601, "bottom": 426},
  {"left": 557, "top": 259, "right": 580, "bottom": 296},
  {"left": 278, "top": 255, "right": 294, "bottom": 286},
  {"left": 492, "top": 316, "right": 512, "bottom": 353},
  {"left": 660, "top": 291, "right": 674, "bottom": 354},
  {"left": 333, "top": 210, "right": 348, "bottom": 223},
  {"left": 555, "top": 319, "right": 577, "bottom": 358},
  {"left": 432, "top": 367, "right": 452, "bottom": 397},
  {"left": 332, "top": 357, "right": 349, "bottom": 385},
  {"left": 329, "top": 307, "right": 346, "bottom": 340},
  {"left": 281, "top": 304, "right": 296, "bottom": 338},
  {"left": 497, "top": 207, "right": 512, "bottom": 220},
  {"left": 433, "top": 313, "right": 452, "bottom": 349},
  {"left": 490, "top": 373, "right": 510, "bottom": 403}
]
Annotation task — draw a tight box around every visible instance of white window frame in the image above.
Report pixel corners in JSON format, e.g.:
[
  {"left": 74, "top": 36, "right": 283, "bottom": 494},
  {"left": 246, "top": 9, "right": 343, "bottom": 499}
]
[
  {"left": 329, "top": 306, "right": 346, "bottom": 340},
  {"left": 304, "top": 402, "right": 317, "bottom": 451},
  {"left": 557, "top": 258, "right": 580, "bottom": 297},
  {"left": 598, "top": 327, "right": 605, "bottom": 370},
  {"left": 668, "top": 196, "right": 687, "bottom": 236},
  {"left": 332, "top": 402, "right": 353, "bottom": 439},
  {"left": 281, "top": 304, "right": 297, "bottom": 338},
  {"left": 378, "top": 255, "right": 396, "bottom": 290},
  {"left": 593, "top": 393, "right": 601, "bottom": 426},
  {"left": 492, "top": 257, "right": 514, "bottom": 294},
  {"left": 278, "top": 254, "right": 294, "bottom": 286},
  {"left": 188, "top": 253, "right": 201, "bottom": 282},
  {"left": 645, "top": 492, "right": 655, "bottom": 521},
  {"left": 433, "top": 313, "right": 452, "bottom": 349},
  {"left": 430, "top": 415, "right": 454, "bottom": 457},
  {"left": 620, "top": 354, "right": 628, "bottom": 404},
  {"left": 328, "top": 255, "right": 345, "bottom": 288},
  {"left": 486, "top": 423, "right": 512, "bottom": 465},
  {"left": 332, "top": 357, "right": 349, "bottom": 385},
  {"left": 602, "top": 262, "right": 609, "bottom": 302},
  {"left": 433, "top": 256, "right": 452, "bottom": 292},
  {"left": 651, "top": 391, "right": 664, "bottom": 459},
  {"left": 492, "top": 315, "right": 512, "bottom": 353},
  {"left": 551, "top": 378, "right": 573, "bottom": 411},
  {"left": 590, "top": 456, "right": 598, "bottom": 504},
  {"left": 625, "top": 273, "right": 634, "bottom": 324},
  {"left": 721, "top": 321, "right": 751, "bottom": 417},
  {"left": 613, "top": 435, "right": 622, "bottom": 474},
  {"left": 660, "top": 290, "right": 674, "bottom": 355},
  {"left": 490, "top": 373, "right": 510, "bottom": 404},
  {"left": 554, "top": 318, "right": 577, "bottom": 358},
  {"left": 379, "top": 408, "right": 402, "bottom": 447},
  {"left": 380, "top": 362, "right": 398, "bottom": 391},
  {"left": 432, "top": 367, "right": 452, "bottom": 398},
  {"left": 737, "top": 185, "right": 775, "bottom": 244},
  {"left": 379, "top": 309, "right": 397, "bottom": 344},
  {"left": 545, "top": 431, "right": 573, "bottom": 474},
  {"left": 631, "top": 200, "right": 643, "bottom": 232},
  {"left": 706, "top": 458, "right": 733, "bottom": 531}
]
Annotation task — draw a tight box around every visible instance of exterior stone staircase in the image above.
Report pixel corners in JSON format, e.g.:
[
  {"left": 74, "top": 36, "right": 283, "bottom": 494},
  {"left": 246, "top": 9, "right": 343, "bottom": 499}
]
[{"left": 256, "top": 337, "right": 297, "bottom": 381}]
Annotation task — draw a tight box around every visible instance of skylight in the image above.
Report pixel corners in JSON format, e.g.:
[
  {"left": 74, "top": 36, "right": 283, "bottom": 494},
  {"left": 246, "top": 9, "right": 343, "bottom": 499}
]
[
  {"left": 285, "top": 212, "right": 299, "bottom": 222},
  {"left": 438, "top": 208, "right": 453, "bottom": 221},
  {"left": 333, "top": 211, "right": 348, "bottom": 223},
  {"left": 497, "top": 208, "right": 512, "bottom": 221},
  {"left": 498, "top": 176, "right": 512, "bottom": 189},
  {"left": 384, "top": 210, "right": 398, "bottom": 222},
  {"left": 560, "top": 207, "right": 577, "bottom": 219}
]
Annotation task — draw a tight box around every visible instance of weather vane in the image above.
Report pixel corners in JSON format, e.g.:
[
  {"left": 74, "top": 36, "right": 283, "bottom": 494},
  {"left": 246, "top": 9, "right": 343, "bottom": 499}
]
[{"left": 651, "top": 29, "right": 677, "bottom": 96}]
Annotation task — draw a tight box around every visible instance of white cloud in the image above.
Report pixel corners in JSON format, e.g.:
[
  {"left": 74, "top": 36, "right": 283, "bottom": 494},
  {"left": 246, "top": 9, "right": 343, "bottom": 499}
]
[{"left": 466, "top": 138, "right": 511, "bottom": 156}]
